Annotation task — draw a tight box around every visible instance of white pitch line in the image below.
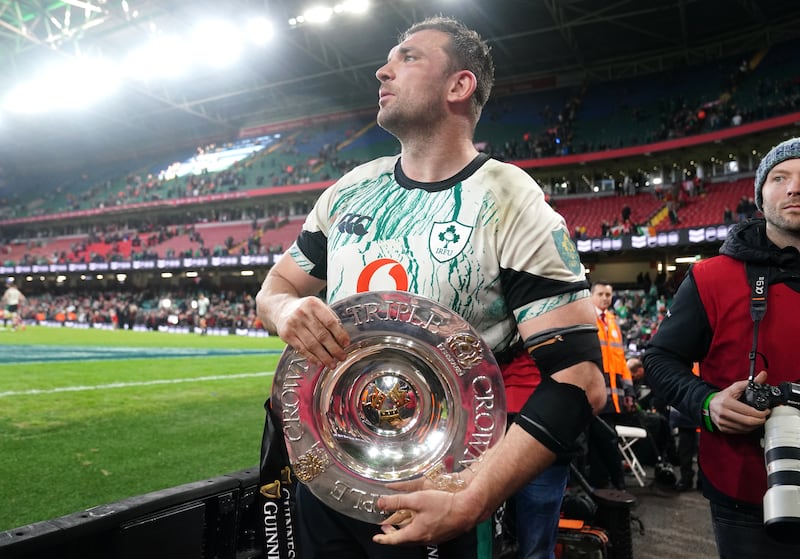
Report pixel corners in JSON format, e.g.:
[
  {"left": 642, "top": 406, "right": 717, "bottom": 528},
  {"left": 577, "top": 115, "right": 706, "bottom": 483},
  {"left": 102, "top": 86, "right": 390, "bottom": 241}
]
[{"left": 0, "top": 371, "right": 275, "bottom": 398}]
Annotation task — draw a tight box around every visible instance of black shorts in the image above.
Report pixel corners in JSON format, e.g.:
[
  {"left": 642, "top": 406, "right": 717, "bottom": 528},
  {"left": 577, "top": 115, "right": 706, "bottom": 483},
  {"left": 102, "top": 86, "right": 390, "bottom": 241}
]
[{"left": 295, "top": 483, "right": 478, "bottom": 559}]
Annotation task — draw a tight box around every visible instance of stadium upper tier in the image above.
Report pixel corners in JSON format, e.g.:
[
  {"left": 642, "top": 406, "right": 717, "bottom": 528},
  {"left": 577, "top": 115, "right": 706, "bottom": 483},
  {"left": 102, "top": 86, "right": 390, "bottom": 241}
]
[{"left": 0, "top": 38, "right": 798, "bottom": 248}]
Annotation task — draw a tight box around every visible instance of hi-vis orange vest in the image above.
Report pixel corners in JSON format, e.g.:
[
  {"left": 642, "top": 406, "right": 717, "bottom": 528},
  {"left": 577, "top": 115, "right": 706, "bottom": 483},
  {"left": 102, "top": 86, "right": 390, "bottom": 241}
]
[{"left": 596, "top": 309, "right": 634, "bottom": 414}]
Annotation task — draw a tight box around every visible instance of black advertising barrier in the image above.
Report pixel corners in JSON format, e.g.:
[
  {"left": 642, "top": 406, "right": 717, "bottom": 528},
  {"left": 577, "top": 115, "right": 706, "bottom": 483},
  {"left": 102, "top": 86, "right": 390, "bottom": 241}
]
[
  {"left": 257, "top": 397, "right": 301, "bottom": 559},
  {"left": 0, "top": 470, "right": 258, "bottom": 559},
  {"left": 574, "top": 223, "right": 735, "bottom": 254}
]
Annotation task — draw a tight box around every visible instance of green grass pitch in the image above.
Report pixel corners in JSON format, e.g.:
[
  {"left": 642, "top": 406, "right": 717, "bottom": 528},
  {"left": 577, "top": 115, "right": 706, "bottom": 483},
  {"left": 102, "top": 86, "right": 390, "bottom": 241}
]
[{"left": 0, "top": 325, "right": 287, "bottom": 532}]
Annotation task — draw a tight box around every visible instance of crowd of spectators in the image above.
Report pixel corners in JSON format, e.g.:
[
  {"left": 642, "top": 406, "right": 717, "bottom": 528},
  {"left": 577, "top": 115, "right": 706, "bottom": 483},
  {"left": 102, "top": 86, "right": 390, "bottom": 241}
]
[
  {"left": 12, "top": 288, "right": 263, "bottom": 334},
  {"left": 2, "top": 54, "right": 797, "bottom": 226},
  {"left": 2, "top": 43, "right": 799, "bottom": 270},
  {"left": 1, "top": 207, "right": 302, "bottom": 267},
  {"left": 609, "top": 270, "right": 682, "bottom": 355},
  {"left": 9, "top": 271, "right": 680, "bottom": 347}
]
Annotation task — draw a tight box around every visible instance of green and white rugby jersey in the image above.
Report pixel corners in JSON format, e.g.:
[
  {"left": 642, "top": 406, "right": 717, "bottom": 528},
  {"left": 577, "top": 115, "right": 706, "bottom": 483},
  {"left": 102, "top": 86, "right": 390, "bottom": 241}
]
[{"left": 289, "top": 153, "right": 588, "bottom": 352}]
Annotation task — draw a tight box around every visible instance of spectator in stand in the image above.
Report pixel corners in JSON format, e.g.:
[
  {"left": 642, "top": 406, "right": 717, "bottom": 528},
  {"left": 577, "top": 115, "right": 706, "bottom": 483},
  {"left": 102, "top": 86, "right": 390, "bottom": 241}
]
[
  {"left": 745, "top": 196, "right": 758, "bottom": 219},
  {"left": 723, "top": 205, "right": 734, "bottom": 225},
  {"left": 621, "top": 204, "right": 631, "bottom": 223},
  {"left": 668, "top": 201, "right": 680, "bottom": 225},
  {"left": 736, "top": 195, "right": 748, "bottom": 222}
]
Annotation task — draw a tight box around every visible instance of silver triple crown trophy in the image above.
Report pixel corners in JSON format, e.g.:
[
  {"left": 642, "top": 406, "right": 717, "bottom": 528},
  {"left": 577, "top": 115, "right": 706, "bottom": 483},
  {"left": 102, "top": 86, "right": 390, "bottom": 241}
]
[{"left": 270, "top": 290, "right": 507, "bottom": 523}]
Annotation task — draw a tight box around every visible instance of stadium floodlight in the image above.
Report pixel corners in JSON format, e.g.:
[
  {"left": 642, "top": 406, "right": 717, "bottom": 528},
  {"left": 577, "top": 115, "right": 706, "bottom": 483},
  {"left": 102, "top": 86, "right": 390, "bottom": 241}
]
[
  {"left": 3, "top": 57, "right": 119, "bottom": 113},
  {"left": 191, "top": 19, "right": 243, "bottom": 68},
  {"left": 123, "top": 36, "right": 191, "bottom": 81},
  {"left": 303, "top": 6, "right": 334, "bottom": 24},
  {"left": 335, "top": 0, "right": 369, "bottom": 14},
  {"left": 246, "top": 17, "right": 274, "bottom": 45}
]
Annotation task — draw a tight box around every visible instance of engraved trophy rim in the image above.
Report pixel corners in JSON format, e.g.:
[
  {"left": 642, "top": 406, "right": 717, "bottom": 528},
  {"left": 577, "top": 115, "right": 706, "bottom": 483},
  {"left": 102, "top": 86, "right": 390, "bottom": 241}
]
[{"left": 270, "top": 290, "right": 506, "bottom": 524}]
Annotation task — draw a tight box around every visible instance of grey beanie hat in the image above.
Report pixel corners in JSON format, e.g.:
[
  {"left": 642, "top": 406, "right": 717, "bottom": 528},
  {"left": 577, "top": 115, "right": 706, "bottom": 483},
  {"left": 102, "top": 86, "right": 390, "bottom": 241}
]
[{"left": 754, "top": 137, "right": 800, "bottom": 211}]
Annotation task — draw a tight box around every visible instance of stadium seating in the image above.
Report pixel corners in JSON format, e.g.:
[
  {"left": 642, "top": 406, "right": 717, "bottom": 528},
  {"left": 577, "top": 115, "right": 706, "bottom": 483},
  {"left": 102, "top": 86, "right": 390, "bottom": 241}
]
[
  {"left": 553, "top": 194, "right": 664, "bottom": 239},
  {"left": 3, "top": 235, "right": 87, "bottom": 265},
  {"left": 4, "top": 39, "right": 800, "bottom": 266},
  {"left": 258, "top": 218, "right": 304, "bottom": 253},
  {"left": 671, "top": 177, "right": 753, "bottom": 228},
  {"left": 0, "top": 176, "right": 757, "bottom": 266}
]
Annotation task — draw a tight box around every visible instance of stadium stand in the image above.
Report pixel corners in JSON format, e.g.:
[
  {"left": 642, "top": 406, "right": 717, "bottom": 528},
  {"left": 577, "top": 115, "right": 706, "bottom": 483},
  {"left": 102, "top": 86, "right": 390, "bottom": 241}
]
[
  {"left": 553, "top": 194, "right": 664, "bottom": 239},
  {"left": 194, "top": 221, "right": 255, "bottom": 254},
  {"left": 258, "top": 217, "right": 304, "bottom": 254},
  {"left": 670, "top": 177, "right": 754, "bottom": 228},
  {"left": 6, "top": 36, "right": 799, "bottom": 245}
]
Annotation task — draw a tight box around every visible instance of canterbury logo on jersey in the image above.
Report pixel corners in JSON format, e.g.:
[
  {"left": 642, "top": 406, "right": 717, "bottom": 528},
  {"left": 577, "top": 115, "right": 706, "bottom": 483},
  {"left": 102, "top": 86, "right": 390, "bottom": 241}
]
[{"left": 337, "top": 213, "right": 374, "bottom": 236}]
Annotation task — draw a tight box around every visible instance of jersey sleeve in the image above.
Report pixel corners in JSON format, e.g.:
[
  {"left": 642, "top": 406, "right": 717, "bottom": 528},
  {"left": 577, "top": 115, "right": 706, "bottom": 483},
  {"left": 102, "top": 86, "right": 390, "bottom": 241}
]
[
  {"left": 287, "top": 184, "right": 337, "bottom": 279},
  {"left": 488, "top": 163, "right": 589, "bottom": 323}
]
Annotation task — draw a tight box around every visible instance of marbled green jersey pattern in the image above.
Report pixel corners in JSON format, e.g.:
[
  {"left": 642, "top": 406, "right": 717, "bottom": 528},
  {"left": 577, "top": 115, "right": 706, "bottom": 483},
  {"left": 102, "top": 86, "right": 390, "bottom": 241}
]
[{"left": 288, "top": 153, "right": 588, "bottom": 352}]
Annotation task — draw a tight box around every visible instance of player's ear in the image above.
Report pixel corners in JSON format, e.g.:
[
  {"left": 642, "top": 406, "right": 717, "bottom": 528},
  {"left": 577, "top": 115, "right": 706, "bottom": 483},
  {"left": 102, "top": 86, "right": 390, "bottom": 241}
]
[{"left": 447, "top": 70, "right": 477, "bottom": 105}]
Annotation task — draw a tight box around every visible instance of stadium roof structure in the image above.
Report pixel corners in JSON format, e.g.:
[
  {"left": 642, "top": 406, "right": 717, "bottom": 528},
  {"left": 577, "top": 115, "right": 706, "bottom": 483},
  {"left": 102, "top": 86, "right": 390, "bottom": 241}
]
[{"left": 2, "top": 0, "right": 800, "bottom": 194}]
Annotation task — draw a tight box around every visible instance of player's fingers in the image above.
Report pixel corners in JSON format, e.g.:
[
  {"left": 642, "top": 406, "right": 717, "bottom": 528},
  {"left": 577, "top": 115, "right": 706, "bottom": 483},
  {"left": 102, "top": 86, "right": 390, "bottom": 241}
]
[
  {"left": 377, "top": 494, "right": 410, "bottom": 515},
  {"left": 382, "top": 508, "right": 415, "bottom": 526}
]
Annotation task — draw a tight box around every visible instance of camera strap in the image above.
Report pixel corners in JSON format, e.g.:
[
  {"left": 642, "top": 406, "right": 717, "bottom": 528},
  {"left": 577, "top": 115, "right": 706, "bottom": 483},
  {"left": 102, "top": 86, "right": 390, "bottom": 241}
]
[{"left": 745, "top": 263, "right": 770, "bottom": 384}]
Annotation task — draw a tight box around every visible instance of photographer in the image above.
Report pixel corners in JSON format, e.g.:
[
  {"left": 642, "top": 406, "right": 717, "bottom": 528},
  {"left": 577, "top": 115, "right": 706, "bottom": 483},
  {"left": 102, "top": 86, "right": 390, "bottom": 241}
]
[{"left": 643, "top": 137, "right": 800, "bottom": 558}]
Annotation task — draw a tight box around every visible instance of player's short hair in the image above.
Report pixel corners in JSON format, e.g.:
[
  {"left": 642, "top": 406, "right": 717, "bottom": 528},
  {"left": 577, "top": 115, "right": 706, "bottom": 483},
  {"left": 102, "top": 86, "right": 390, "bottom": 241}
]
[{"left": 400, "top": 16, "right": 495, "bottom": 119}]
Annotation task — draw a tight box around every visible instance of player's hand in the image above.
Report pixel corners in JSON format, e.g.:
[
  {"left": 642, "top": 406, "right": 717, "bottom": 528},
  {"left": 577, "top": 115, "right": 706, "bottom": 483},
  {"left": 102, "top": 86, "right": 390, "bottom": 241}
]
[
  {"left": 709, "top": 371, "right": 770, "bottom": 434},
  {"left": 274, "top": 296, "right": 349, "bottom": 368},
  {"left": 372, "top": 489, "right": 481, "bottom": 546}
]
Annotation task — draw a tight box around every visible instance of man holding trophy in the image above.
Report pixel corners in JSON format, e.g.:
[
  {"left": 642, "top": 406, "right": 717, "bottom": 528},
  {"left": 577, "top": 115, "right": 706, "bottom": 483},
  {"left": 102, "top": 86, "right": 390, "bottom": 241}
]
[{"left": 256, "top": 16, "right": 606, "bottom": 559}]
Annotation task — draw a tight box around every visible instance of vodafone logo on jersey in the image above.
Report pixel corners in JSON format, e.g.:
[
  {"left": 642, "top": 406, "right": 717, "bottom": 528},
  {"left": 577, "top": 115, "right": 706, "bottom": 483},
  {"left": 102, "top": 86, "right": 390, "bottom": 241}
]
[{"left": 356, "top": 258, "right": 409, "bottom": 292}]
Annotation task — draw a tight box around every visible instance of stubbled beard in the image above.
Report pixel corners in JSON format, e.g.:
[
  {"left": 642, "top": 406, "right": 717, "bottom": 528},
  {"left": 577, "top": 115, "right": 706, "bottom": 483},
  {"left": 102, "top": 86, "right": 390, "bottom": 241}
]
[
  {"left": 377, "top": 99, "right": 442, "bottom": 139},
  {"left": 764, "top": 206, "right": 800, "bottom": 235}
]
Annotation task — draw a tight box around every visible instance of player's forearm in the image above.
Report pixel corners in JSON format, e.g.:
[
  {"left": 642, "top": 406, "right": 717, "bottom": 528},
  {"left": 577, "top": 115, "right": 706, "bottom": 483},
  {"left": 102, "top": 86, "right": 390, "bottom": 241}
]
[
  {"left": 255, "top": 272, "right": 301, "bottom": 334},
  {"left": 454, "top": 424, "right": 556, "bottom": 523}
]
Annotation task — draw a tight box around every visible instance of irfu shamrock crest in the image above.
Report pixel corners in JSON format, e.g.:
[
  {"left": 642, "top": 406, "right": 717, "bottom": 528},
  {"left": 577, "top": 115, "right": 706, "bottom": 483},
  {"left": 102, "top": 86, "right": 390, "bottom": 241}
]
[{"left": 429, "top": 221, "right": 472, "bottom": 263}]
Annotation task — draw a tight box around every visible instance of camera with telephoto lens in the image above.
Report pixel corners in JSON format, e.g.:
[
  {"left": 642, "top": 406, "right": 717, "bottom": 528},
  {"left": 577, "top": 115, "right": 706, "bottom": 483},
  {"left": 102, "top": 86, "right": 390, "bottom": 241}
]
[
  {"left": 743, "top": 380, "right": 800, "bottom": 543},
  {"left": 744, "top": 381, "right": 800, "bottom": 410}
]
